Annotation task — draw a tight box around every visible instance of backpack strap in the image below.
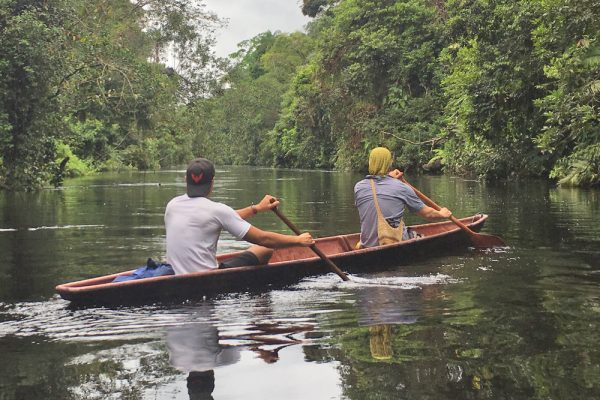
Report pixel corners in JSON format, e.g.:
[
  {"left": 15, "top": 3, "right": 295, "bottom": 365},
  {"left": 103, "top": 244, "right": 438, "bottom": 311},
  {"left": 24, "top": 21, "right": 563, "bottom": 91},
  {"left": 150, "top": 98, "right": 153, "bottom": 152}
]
[{"left": 369, "top": 179, "right": 405, "bottom": 245}]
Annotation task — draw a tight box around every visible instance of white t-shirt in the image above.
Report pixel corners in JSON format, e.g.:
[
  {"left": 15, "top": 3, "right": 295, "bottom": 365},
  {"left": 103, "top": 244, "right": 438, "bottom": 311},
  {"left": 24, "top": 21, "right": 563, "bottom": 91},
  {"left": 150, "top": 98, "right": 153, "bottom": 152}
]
[{"left": 164, "top": 195, "right": 251, "bottom": 274}]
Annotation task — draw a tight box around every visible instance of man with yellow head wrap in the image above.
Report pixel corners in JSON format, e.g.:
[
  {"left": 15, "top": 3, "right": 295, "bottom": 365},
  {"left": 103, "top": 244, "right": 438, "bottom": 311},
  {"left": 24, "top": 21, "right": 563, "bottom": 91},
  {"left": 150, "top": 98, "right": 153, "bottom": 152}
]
[{"left": 354, "top": 147, "right": 452, "bottom": 247}]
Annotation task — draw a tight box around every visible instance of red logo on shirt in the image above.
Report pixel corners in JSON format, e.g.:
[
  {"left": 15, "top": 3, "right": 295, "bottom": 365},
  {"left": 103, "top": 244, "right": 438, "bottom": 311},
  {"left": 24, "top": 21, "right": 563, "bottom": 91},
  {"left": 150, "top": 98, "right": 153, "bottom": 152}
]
[{"left": 191, "top": 172, "right": 204, "bottom": 183}]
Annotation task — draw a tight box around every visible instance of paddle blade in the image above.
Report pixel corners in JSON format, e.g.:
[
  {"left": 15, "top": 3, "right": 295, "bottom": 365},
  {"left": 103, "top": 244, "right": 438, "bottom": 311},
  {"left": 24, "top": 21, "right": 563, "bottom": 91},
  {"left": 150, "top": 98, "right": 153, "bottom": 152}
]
[{"left": 467, "top": 232, "right": 506, "bottom": 248}]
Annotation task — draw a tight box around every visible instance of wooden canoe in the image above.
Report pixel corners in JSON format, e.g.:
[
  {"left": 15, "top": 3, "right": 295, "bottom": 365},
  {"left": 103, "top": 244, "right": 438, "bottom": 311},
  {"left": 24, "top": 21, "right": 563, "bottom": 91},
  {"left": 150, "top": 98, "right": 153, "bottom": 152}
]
[{"left": 56, "top": 214, "right": 488, "bottom": 305}]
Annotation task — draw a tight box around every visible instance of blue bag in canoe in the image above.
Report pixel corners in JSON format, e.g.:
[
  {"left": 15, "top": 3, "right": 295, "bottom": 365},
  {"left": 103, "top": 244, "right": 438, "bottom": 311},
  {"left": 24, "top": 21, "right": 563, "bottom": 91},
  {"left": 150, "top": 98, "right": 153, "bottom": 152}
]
[{"left": 113, "top": 258, "right": 174, "bottom": 282}]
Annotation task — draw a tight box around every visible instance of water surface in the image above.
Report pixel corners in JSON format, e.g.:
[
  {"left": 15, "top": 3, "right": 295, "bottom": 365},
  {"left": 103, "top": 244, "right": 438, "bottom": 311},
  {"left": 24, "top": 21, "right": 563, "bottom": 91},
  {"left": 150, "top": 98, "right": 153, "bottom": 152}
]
[{"left": 0, "top": 167, "right": 598, "bottom": 399}]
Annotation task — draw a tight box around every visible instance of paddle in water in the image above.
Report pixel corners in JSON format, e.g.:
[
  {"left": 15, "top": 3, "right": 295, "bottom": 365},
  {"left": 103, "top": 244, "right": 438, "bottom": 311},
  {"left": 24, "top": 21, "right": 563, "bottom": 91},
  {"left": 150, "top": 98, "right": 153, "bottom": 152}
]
[
  {"left": 395, "top": 173, "right": 506, "bottom": 249},
  {"left": 269, "top": 199, "right": 350, "bottom": 281}
]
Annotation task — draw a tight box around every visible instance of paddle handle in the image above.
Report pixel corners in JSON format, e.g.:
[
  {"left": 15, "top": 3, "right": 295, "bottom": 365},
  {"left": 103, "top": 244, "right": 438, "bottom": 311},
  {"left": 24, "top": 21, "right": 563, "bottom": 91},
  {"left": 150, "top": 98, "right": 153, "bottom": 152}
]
[
  {"left": 270, "top": 201, "right": 350, "bottom": 281},
  {"left": 399, "top": 176, "right": 477, "bottom": 234}
]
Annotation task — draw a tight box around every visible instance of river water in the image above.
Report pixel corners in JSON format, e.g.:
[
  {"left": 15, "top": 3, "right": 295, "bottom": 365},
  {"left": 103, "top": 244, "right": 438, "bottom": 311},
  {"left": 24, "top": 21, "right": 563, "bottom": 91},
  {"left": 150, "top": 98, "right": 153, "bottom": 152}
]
[{"left": 0, "top": 166, "right": 598, "bottom": 400}]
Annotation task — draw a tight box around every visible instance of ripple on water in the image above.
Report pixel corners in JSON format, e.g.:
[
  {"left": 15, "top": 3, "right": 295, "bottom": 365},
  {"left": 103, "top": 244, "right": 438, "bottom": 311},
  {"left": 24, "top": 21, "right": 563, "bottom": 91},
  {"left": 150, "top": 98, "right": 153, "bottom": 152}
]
[
  {"left": 0, "top": 270, "right": 461, "bottom": 343},
  {"left": 293, "top": 272, "right": 460, "bottom": 291},
  {"left": 0, "top": 225, "right": 105, "bottom": 232},
  {"left": 0, "top": 295, "right": 322, "bottom": 345},
  {"left": 30, "top": 224, "right": 105, "bottom": 231},
  {"left": 0, "top": 299, "right": 179, "bottom": 341}
]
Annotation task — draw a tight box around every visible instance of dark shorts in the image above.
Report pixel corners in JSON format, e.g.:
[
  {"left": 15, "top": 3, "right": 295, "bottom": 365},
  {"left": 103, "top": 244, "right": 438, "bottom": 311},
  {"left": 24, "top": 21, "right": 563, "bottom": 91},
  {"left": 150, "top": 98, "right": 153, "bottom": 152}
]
[{"left": 218, "top": 251, "right": 261, "bottom": 269}]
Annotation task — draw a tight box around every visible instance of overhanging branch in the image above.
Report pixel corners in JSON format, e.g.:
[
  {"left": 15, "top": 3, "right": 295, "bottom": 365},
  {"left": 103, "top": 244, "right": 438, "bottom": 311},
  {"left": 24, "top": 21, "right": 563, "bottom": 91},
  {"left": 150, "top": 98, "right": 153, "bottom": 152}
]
[{"left": 383, "top": 131, "right": 443, "bottom": 146}]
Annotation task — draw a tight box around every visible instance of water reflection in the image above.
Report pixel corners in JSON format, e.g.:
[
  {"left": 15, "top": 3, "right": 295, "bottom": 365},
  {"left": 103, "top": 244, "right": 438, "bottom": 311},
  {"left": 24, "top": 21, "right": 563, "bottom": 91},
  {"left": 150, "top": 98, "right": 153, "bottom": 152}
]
[
  {"left": 166, "top": 304, "right": 239, "bottom": 400},
  {"left": 368, "top": 325, "right": 393, "bottom": 361},
  {"left": 241, "top": 321, "right": 315, "bottom": 364},
  {"left": 1, "top": 167, "right": 599, "bottom": 399},
  {"left": 357, "top": 285, "right": 424, "bottom": 326},
  {"left": 186, "top": 371, "right": 216, "bottom": 400},
  {"left": 163, "top": 300, "right": 317, "bottom": 399},
  {"left": 352, "top": 275, "right": 448, "bottom": 365},
  {"left": 355, "top": 283, "right": 430, "bottom": 362}
]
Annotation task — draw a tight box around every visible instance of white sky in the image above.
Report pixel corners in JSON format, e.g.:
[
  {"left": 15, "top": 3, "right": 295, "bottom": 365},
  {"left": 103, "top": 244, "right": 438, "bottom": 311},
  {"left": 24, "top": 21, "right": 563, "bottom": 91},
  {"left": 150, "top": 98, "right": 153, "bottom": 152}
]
[{"left": 202, "top": 0, "right": 311, "bottom": 57}]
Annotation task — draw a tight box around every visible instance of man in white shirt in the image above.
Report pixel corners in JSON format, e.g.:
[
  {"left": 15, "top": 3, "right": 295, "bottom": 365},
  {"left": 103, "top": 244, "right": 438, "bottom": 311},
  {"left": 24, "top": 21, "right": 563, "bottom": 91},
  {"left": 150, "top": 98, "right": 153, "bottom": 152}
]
[{"left": 165, "top": 158, "right": 314, "bottom": 274}]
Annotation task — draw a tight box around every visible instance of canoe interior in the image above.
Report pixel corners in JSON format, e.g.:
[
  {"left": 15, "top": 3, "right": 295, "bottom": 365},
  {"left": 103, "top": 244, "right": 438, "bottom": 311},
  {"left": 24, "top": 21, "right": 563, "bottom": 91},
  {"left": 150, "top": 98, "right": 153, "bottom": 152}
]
[
  {"left": 55, "top": 214, "right": 488, "bottom": 305},
  {"left": 268, "top": 215, "right": 477, "bottom": 263}
]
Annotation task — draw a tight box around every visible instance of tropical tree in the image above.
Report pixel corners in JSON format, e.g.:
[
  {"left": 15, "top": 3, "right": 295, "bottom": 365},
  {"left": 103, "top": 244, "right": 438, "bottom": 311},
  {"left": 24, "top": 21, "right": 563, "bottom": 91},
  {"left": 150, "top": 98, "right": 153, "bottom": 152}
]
[
  {"left": 0, "top": 0, "right": 68, "bottom": 190},
  {"left": 190, "top": 31, "right": 315, "bottom": 166},
  {"left": 533, "top": 0, "right": 600, "bottom": 187},
  {"left": 0, "top": 0, "right": 224, "bottom": 190},
  {"left": 440, "top": 0, "right": 547, "bottom": 179},
  {"left": 274, "top": 0, "right": 446, "bottom": 171}
]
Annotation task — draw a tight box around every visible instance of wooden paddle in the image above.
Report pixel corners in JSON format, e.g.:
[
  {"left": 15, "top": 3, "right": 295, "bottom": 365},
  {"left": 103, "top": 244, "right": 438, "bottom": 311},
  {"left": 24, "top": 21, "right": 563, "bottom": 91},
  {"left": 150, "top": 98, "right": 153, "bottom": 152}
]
[
  {"left": 270, "top": 200, "right": 350, "bottom": 281},
  {"left": 398, "top": 176, "right": 506, "bottom": 248}
]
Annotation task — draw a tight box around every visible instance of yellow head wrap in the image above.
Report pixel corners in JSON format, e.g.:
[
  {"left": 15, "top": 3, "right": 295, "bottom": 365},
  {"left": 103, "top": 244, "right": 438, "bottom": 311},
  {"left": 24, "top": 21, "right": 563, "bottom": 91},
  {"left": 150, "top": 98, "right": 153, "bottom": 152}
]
[{"left": 368, "top": 147, "right": 392, "bottom": 176}]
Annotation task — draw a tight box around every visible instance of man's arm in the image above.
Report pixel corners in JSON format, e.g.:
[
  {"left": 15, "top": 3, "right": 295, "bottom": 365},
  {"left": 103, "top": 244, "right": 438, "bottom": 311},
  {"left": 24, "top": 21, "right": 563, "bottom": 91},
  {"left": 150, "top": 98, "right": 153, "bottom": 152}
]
[
  {"left": 243, "top": 226, "right": 314, "bottom": 248},
  {"left": 417, "top": 206, "right": 452, "bottom": 220},
  {"left": 237, "top": 195, "right": 280, "bottom": 220},
  {"left": 388, "top": 169, "right": 453, "bottom": 220}
]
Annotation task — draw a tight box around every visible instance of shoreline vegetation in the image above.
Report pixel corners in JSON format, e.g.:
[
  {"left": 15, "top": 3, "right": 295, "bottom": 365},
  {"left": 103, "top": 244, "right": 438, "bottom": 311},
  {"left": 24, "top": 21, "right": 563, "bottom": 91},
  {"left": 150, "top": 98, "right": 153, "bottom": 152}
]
[{"left": 1, "top": 0, "right": 599, "bottom": 191}]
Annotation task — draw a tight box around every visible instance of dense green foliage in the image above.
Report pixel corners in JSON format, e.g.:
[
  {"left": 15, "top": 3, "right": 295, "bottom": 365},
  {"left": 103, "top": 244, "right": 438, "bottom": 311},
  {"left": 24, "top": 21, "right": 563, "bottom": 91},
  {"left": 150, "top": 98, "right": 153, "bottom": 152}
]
[
  {"left": 533, "top": 0, "right": 600, "bottom": 186},
  {"left": 0, "top": 0, "right": 66, "bottom": 190},
  {"left": 440, "top": 1, "right": 547, "bottom": 179},
  {"left": 1, "top": 0, "right": 599, "bottom": 189},
  {"left": 0, "top": 0, "right": 222, "bottom": 190},
  {"left": 273, "top": 0, "right": 598, "bottom": 184},
  {"left": 274, "top": 0, "right": 447, "bottom": 171},
  {"left": 188, "top": 31, "right": 315, "bottom": 165}
]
